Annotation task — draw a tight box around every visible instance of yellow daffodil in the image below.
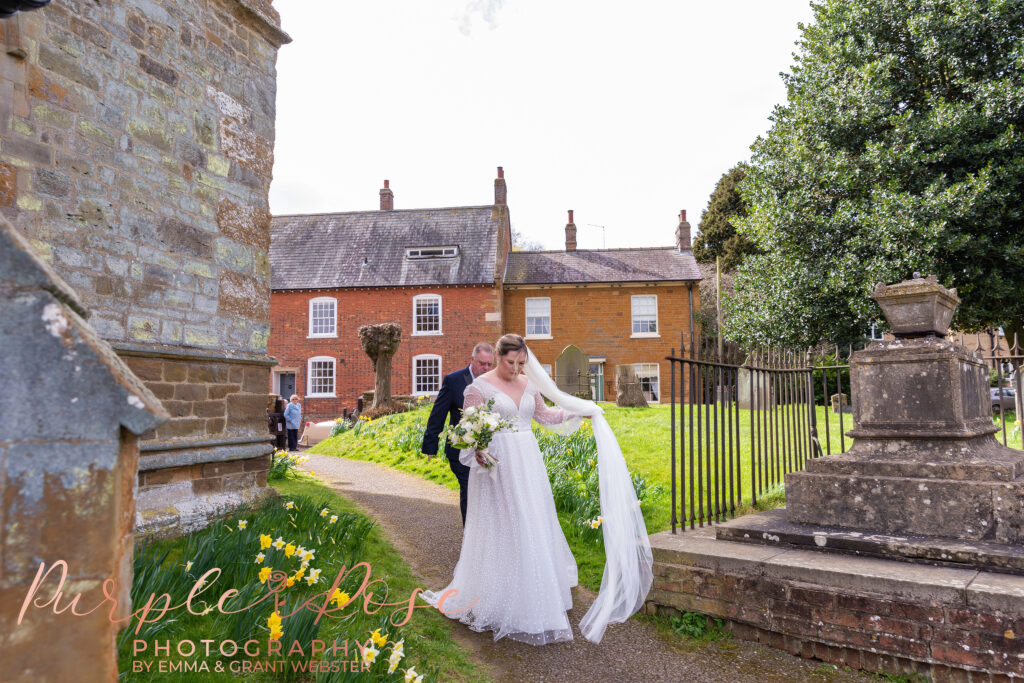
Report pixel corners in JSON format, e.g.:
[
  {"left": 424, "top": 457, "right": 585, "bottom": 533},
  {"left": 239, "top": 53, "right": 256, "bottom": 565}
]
[
  {"left": 285, "top": 501, "right": 295, "bottom": 510},
  {"left": 268, "top": 611, "right": 283, "bottom": 640},
  {"left": 306, "top": 568, "right": 322, "bottom": 585},
  {"left": 309, "top": 470, "right": 316, "bottom": 476},
  {"left": 285, "top": 576, "right": 296, "bottom": 587},
  {"left": 259, "top": 534, "right": 272, "bottom": 549},
  {"left": 331, "top": 589, "right": 351, "bottom": 607},
  {"left": 237, "top": 520, "right": 248, "bottom": 530},
  {"left": 388, "top": 650, "right": 403, "bottom": 673},
  {"left": 272, "top": 537, "right": 285, "bottom": 550},
  {"left": 329, "top": 515, "right": 338, "bottom": 524},
  {"left": 320, "top": 508, "right": 329, "bottom": 518},
  {"left": 284, "top": 543, "right": 296, "bottom": 557},
  {"left": 370, "top": 628, "right": 388, "bottom": 647},
  {"left": 184, "top": 560, "right": 193, "bottom": 572},
  {"left": 294, "top": 567, "right": 305, "bottom": 580},
  {"left": 195, "top": 578, "right": 207, "bottom": 589},
  {"left": 258, "top": 567, "right": 272, "bottom": 583},
  {"left": 589, "top": 519, "right": 600, "bottom": 529},
  {"left": 300, "top": 548, "right": 315, "bottom": 562},
  {"left": 362, "top": 645, "right": 379, "bottom": 665},
  {"left": 201, "top": 606, "right": 214, "bottom": 615},
  {"left": 255, "top": 552, "right": 265, "bottom": 564},
  {"left": 404, "top": 667, "right": 423, "bottom": 683}
]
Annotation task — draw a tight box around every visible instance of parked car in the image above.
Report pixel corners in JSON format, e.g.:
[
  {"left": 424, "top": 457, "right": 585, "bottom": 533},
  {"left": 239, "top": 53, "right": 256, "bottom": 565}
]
[{"left": 991, "top": 387, "right": 1017, "bottom": 410}]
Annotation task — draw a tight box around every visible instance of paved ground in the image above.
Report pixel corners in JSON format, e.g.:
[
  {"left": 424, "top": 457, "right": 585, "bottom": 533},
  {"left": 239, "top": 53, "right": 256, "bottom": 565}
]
[{"left": 302, "top": 454, "right": 869, "bottom": 683}]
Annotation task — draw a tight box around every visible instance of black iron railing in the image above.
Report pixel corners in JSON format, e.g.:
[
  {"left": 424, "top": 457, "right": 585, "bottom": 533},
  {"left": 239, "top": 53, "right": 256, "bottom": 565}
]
[{"left": 668, "top": 337, "right": 854, "bottom": 532}]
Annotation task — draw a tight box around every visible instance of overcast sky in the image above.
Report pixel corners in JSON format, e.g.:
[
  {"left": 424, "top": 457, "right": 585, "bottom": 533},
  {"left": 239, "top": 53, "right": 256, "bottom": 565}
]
[{"left": 270, "top": 1, "right": 815, "bottom": 250}]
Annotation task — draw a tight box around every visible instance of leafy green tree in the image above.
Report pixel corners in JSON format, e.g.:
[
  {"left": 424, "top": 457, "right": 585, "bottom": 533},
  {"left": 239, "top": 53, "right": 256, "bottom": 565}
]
[
  {"left": 725, "top": 0, "right": 1024, "bottom": 348},
  {"left": 693, "top": 164, "right": 757, "bottom": 270}
]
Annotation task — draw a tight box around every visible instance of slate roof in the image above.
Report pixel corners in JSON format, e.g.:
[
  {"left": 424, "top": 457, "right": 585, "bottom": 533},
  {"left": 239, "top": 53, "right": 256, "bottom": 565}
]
[
  {"left": 270, "top": 206, "right": 505, "bottom": 290},
  {"left": 504, "top": 247, "right": 701, "bottom": 285}
]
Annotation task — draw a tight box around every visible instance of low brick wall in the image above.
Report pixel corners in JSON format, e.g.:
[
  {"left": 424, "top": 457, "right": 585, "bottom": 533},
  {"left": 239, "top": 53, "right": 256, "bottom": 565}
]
[{"left": 648, "top": 529, "right": 1024, "bottom": 681}]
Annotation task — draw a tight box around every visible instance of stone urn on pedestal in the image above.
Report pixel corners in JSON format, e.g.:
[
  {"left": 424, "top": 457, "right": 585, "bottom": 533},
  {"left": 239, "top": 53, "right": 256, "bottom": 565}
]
[{"left": 721, "top": 274, "right": 1024, "bottom": 568}]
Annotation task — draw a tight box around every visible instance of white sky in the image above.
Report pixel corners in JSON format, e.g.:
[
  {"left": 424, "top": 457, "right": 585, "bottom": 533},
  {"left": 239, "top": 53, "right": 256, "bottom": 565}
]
[{"left": 270, "top": 1, "right": 814, "bottom": 250}]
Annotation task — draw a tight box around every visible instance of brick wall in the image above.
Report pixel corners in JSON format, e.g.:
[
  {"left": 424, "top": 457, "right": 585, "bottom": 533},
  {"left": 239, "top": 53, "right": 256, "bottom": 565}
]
[
  {"left": 503, "top": 283, "right": 699, "bottom": 402},
  {"left": 0, "top": 1, "right": 289, "bottom": 535},
  {"left": 269, "top": 285, "right": 504, "bottom": 420},
  {"left": 649, "top": 545, "right": 1024, "bottom": 680}
]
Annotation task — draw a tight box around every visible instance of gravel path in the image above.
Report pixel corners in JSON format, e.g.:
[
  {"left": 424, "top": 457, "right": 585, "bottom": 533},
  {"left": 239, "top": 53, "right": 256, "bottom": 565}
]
[{"left": 302, "top": 454, "right": 867, "bottom": 683}]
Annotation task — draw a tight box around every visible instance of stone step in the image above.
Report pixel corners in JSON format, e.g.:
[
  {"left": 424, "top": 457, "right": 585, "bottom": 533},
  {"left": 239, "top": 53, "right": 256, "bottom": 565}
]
[{"left": 715, "top": 508, "right": 1024, "bottom": 575}]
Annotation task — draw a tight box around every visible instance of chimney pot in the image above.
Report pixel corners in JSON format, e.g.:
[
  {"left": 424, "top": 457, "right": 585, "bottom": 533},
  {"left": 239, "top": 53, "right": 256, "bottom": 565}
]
[
  {"left": 676, "top": 209, "right": 691, "bottom": 251},
  {"left": 565, "top": 209, "right": 577, "bottom": 252},
  {"left": 494, "top": 167, "right": 507, "bottom": 205},
  {"left": 379, "top": 180, "right": 394, "bottom": 211}
]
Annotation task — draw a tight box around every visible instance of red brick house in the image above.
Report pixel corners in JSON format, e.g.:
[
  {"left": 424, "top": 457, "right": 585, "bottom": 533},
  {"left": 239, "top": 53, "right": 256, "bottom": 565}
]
[
  {"left": 269, "top": 171, "right": 701, "bottom": 416},
  {"left": 503, "top": 211, "right": 701, "bottom": 403},
  {"left": 268, "top": 170, "right": 511, "bottom": 419}
]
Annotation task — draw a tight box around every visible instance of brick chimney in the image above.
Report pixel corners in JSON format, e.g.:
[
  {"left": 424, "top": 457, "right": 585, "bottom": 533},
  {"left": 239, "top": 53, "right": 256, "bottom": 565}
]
[
  {"left": 676, "top": 209, "right": 691, "bottom": 251},
  {"left": 379, "top": 180, "right": 393, "bottom": 211},
  {"left": 494, "top": 166, "right": 507, "bottom": 205},
  {"left": 565, "top": 209, "right": 577, "bottom": 252}
]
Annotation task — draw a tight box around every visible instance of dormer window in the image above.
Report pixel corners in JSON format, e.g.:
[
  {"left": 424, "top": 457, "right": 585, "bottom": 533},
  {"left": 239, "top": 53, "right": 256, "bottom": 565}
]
[{"left": 406, "top": 246, "right": 459, "bottom": 259}]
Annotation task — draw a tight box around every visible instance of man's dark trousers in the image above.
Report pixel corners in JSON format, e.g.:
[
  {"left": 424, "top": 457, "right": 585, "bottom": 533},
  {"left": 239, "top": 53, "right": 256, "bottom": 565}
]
[{"left": 421, "top": 366, "right": 473, "bottom": 525}]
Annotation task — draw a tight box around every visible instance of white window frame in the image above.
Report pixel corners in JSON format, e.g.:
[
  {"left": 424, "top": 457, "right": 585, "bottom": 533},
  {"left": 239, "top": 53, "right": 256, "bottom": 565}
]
[
  {"left": 633, "top": 362, "right": 661, "bottom": 403},
  {"left": 412, "top": 354, "right": 442, "bottom": 396},
  {"left": 412, "top": 293, "right": 443, "bottom": 336},
  {"left": 525, "top": 297, "right": 552, "bottom": 339},
  {"left": 405, "top": 246, "right": 459, "bottom": 259},
  {"left": 307, "top": 356, "right": 336, "bottom": 398},
  {"left": 540, "top": 363, "right": 553, "bottom": 377},
  {"left": 630, "top": 294, "right": 659, "bottom": 338},
  {"left": 308, "top": 296, "right": 337, "bottom": 339}
]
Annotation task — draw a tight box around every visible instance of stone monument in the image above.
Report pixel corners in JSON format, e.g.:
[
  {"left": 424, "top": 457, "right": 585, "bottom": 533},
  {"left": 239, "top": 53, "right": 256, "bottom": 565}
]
[
  {"left": 729, "top": 275, "right": 1024, "bottom": 561},
  {"left": 555, "top": 344, "right": 589, "bottom": 398},
  {"left": 647, "top": 275, "right": 1024, "bottom": 679}
]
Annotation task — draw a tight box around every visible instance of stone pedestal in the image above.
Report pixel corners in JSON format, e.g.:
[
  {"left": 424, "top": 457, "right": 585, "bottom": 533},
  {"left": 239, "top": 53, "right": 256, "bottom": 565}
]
[
  {"left": 648, "top": 276, "right": 1024, "bottom": 678},
  {"left": 786, "top": 336, "right": 1024, "bottom": 544}
]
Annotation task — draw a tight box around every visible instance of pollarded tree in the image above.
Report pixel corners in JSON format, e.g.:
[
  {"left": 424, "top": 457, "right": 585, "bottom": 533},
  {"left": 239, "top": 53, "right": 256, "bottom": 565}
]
[
  {"left": 692, "top": 164, "right": 758, "bottom": 271},
  {"left": 725, "top": 0, "right": 1024, "bottom": 348},
  {"left": 358, "top": 323, "right": 402, "bottom": 408}
]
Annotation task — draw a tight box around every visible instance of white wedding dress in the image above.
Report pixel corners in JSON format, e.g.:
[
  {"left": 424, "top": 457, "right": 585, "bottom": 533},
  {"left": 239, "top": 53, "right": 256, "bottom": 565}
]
[{"left": 421, "top": 376, "right": 582, "bottom": 645}]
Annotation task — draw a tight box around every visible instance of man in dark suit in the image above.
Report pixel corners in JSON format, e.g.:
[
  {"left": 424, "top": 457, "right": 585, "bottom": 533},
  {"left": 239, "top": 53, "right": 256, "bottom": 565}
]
[{"left": 421, "top": 342, "right": 494, "bottom": 525}]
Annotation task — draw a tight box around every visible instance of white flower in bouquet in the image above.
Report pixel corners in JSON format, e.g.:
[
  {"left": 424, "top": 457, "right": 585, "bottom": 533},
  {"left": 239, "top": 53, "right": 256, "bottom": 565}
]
[{"left": 446, "top": 398, "right": 514, "bottom": 478}]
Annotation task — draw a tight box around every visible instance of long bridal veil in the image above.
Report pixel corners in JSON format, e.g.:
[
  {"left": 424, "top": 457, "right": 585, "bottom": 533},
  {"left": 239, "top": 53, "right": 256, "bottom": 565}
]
[{"left": 523, "top": 348, "right": 653, "bottom": 643}]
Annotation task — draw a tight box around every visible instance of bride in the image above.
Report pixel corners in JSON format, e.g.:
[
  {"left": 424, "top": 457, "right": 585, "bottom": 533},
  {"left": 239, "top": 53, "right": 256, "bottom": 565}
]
[{"left": 421, "top": 334, "right": 653, "bottom": 645}]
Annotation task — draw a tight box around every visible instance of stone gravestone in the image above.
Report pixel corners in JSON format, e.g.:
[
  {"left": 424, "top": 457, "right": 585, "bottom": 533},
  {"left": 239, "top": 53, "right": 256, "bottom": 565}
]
[
  {"left": 555, "top": 344, "right": 590, "bottom": 398},
  {"left": 616, "top": 364, "right": 649, "bottom": 408},
  {"left": 1, "top": 217, "right": 168, "bottom": 681},
  {"left": 830, "top": 392, "right": 851, "bottom": 414}
]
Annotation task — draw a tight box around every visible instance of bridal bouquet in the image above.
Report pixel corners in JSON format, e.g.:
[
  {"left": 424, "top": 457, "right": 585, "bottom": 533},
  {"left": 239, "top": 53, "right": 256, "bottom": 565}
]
[{"left": 445, "top": 398, "right": 513, "bottom": 476}]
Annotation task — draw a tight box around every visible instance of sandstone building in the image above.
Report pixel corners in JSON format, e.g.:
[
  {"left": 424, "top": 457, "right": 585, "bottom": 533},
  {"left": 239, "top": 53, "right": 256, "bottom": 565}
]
[
  {"left": 268, "top": 171, "right": 700, "bottom": 417},
  {"left": 0, "top": 0, "right": 290, "bottom": 535}
]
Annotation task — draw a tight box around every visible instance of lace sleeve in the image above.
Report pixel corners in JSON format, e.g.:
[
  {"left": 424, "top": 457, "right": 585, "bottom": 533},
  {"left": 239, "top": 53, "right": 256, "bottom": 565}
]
[
  {"left": 532, "top": 388, "right": 583, "bottom": 435},
  {"left": 532, "top": 390, "right": 571, "bottom": 425},
  {"left": 463, "top": 384, "right": 484, "bottom": 410},
  {"left": 457, "top": 384, "right": 485, "bottom": 469}
]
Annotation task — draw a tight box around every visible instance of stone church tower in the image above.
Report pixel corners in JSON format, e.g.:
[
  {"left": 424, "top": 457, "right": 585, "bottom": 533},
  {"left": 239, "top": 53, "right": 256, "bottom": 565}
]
[{"left": 0, "top": 0, "right": 290, "bottom": 535}]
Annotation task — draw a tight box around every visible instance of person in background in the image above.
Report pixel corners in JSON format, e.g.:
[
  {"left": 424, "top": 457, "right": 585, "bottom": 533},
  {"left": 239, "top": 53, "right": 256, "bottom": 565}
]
[
  {"left": 284, "top": 394, "right": 301, "bottom": 451},
  {"left": 421, "top": 342, "right": 494, "bottom": 525}
]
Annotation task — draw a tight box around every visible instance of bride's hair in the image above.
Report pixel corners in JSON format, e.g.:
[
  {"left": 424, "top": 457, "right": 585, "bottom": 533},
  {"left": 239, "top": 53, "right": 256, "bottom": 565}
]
[{"left": 495, "top": 333, "right": 527, "bottom": 358}]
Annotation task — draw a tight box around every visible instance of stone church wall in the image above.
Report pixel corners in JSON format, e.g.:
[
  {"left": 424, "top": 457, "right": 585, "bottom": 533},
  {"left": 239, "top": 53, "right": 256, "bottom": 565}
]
[{"left": 0, "top": 0, "right": 290, "bottom": 534}]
